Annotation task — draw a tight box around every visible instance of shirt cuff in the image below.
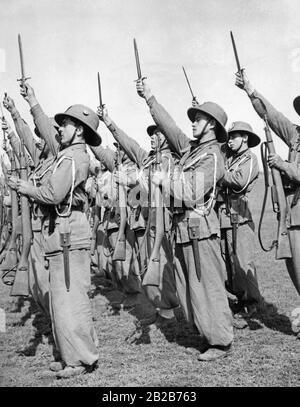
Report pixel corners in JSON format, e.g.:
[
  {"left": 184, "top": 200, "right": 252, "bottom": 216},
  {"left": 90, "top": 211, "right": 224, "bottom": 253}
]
[
  {"left": 10, "top": 108, "right": 21, "bottom": 120},
  {"left": 24, "top": 184, "right": 40, "bottom": 200},
  {"left": 30, "top": 104, "right": 43, "bottom": 120},
  {"left": 146, "top": 95, "right": 156, "bottom": 107}
]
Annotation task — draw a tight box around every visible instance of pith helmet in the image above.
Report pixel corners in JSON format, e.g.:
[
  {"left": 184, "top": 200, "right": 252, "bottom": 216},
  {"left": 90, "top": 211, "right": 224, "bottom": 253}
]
[
  {"left": 228, "top": 121, "right": 261, "bottom": 148},
  {"left": 146, "top": 124, "right": 159, "bottom": 136},
  {"left": 293, "top": 96, "right": 300, "bottom": 117},
  {"left": 187, "top": 101, "right": 228, "bottom": 143},
  {"left": 55, "top": 105, "right": 101, "bottom": 147}
]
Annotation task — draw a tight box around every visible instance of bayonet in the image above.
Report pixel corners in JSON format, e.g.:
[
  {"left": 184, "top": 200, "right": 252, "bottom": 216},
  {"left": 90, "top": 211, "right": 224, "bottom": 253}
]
[
  {"left": 182, "top": 66, "right": 196, "bottom": 101},
  {"left": 133, "top": 38, "right": 147, "bottom": 81},
  {"left": 17, "top": 34, "right": 31, "bottom": 87},
  {"left": 97, "top": 72, "right": 103, "bottom": 107},
  {"left": 230, "top": 31, "right": 242, "bottom": 74}
]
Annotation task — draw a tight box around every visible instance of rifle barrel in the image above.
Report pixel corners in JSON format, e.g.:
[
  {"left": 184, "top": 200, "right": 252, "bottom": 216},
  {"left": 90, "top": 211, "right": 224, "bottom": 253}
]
[
  {"left": 133, "top": 38, "right": 142, "bottom": 79},
  {"left": 230, "top": 31, "right": 241, "bottom": 73}
]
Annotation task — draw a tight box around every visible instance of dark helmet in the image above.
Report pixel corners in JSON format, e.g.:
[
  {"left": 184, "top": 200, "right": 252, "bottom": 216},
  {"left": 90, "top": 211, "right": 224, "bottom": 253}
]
[{"left": 55, "top": 104, "right": 101, "bottom": 146}]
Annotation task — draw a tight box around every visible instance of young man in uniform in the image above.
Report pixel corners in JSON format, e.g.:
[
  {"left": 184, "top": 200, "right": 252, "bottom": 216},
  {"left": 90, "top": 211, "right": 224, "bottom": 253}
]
[
  {"left": 96, "top": 106, "right": 179, "bottom": 325},
  {"left": 217, "top": 121, "right": 262, "bottom": 325},
  {"left": 89, "top": 142, "right": 143, "bottom": 310},
  {"left": 136, "top": 79, "right": 233, "bottom": 361},
  {"left": 235, "top": 70, "right": 300, "bottom": 336},
  {"left": 3, "top": 94, "right": 58, "bottom": 317},
  {"left": 8, "top": 103, "right": 101, "bottom": 378}
]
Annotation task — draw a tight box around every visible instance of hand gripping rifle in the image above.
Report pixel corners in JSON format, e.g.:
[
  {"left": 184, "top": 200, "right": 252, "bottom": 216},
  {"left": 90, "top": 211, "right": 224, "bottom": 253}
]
[
  {"left": 143, "top": 136, "right": 165, "bottom": 294},
  {"left": 112, "top": 144, "right": 127, "bottom": 261},
  {"left": 10, "top": 139, "right": 32, "bottom": 296},
  {"left": 258, "top": 104, "right": 292, "bottom": 260}
]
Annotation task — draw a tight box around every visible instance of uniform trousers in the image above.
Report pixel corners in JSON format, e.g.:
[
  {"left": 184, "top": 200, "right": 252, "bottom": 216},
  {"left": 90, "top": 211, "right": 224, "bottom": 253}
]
[
  {"left": 286, "top": 226, "right": 300, "bottom": 295},
  {"left": 174, "top": 235, "right": 233, "bottom": 347},
  {"left": 29, "top": 230, "right": 50, "bottom": 317},
  {"left": 47, "top": 249, "right": 99, "bottom": 367},
  {"left": 220, "top": 222, "right": 261, "bottom": 304}
]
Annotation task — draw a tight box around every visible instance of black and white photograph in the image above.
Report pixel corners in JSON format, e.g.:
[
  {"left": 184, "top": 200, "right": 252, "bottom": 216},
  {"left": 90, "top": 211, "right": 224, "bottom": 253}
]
[{"left": 0, "top": 0, "right": 299, "bottom": 390}]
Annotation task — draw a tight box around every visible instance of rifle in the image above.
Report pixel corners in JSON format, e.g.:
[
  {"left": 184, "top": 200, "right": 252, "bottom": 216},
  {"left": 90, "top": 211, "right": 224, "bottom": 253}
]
[
  {"left": 112, "top": 144, "right": 127, "bottom": 261},
  {"left": 17, "top": 34, "right": 31, "bottom": 88},
  {"left": 143, "top": 136, "right": 164, "bottom": 293},
  {"left": 1, "top": 147, "right": 20, "bottom": 285},
  {"left": 182, "top": 66, "right": 197, "bottom": 102},
  {"left": 90, "top": 174, "right": 101, "bottom": 256},
  {"left": 0, "top": 105, "right": 20, "bottom": 285},
  {"left": 258, "top": 107, "right": 292, "bottom": 260},
  {"left": 10, "top": 139, "right": 31, "bottom": 296}
]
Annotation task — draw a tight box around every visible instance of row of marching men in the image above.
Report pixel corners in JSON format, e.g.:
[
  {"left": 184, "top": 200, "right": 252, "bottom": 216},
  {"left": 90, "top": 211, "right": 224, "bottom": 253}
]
[{"left": 0, "top": 68, "right": 300, "bottom": 378}]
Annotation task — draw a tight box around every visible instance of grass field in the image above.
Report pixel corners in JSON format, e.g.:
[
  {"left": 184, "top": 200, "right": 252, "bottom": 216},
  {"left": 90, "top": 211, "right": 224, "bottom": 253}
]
[{"left": 0, "top": 177, "right": 299, "bottom": 387}]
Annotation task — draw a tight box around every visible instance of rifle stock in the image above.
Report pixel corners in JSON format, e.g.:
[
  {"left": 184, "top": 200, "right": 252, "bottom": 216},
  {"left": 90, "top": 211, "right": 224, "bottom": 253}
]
[
  {"left": 112, "top": 147, "right": 127, "bottom": 262},
  {"left": 263, "top": 116, "right": 291, "bottom": 260},
  {"left": 143, "top": 141, "right": 164, "bottom": 289},
  {"left": 112, "top": 182, "right": 127, "bottom": 261},
  {"left": 11, "top": 141, "right": 31, "bottom": 296},
  {"left": 91, "top": 205, "right": 101, "bottom": 256}
]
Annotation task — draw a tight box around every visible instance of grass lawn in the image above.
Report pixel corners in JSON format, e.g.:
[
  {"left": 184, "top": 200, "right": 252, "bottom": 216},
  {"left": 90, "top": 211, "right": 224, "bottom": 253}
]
[{"left": 0, "top": 177, "right": 299, "bottom": 387}]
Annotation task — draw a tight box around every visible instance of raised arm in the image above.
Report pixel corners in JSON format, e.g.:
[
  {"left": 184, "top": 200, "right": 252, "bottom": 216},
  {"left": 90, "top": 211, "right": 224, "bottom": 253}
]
[
  {"left": 97, "top": 106, "right": 148, "bottom": 167},
  {"left": 20, "top": 82, "right": 60, "bottom": 156},
  {"left": 89, "top": 144, "right": 115, "bottom": 173},
  {"left": 136, "top": 79, "right": 190, "bottom": 155},
  {"left": 3, "top": 94, "right": 40, "bottom": 165},
  {"left": 235, "top": 70, "right": 298, "bottom": 148}
]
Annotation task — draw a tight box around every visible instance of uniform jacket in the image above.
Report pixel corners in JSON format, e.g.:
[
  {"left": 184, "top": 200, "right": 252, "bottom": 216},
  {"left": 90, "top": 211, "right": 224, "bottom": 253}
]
[
  {"left": 249, "top": 90, "right": 300, "bottom": 227},
  {"left": 147, "top": 95, "right": 225, "bottom": 243},
  {"left": 26, "top": 143, "right": 91, "bottom": 253},
  {"left": 107, "top": 120, "right": 178, "bottom": 231},
  {"left": 218, "top": 148, "right": 259, "bottom": 228}
]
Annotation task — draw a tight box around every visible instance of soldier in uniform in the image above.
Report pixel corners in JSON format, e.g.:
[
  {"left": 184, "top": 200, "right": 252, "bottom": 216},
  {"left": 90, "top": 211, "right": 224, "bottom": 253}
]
[
  {"left": 3, "top": 94, "right": 57, "bottom": 317},
  {"left": 136, "top": 79, "right": 233, "bottom": 361},
  {"left": 89, "top": 142, "right": 143, "bottom": 309},
  {"left": 217, "top": 121, "right": 262, "bottom": 326},
  {"left": 97, "top": 106, "right": 179, "bottom": 324},
  {"left": 8, "top": 104, "right": 100, "bottom": 378},
  {"left": 235, "top": 71, "right": 300, "bottom": 299},
  {"left": 235, "top": 70, "right": 300, "bottom": 337}
]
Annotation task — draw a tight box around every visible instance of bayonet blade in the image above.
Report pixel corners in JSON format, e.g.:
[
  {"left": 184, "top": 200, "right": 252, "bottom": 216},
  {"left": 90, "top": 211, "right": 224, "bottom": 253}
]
[
  {"left": 182, "top": 66, "right": 196, "bottom": 100},
  {"left": 97, "top": 72, "right": 103, "bottom": 107},
  {"left": 134, "top": 38, "right": 142, "bottom": 79},
  {"left": 18, "top": 34, "right": 25, "bottom": 81},
  {"left": 230, "top": 31, "right": 241, "bottom": 73},
  {"left": 0, "top": 101, "right": 4, "bottom": 120}
]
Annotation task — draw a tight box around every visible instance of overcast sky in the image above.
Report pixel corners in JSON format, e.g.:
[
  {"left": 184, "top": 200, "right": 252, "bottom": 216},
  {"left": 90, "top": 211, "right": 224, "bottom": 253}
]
[{"left": 1, "top": 0, "right": 300, "bottom": 170}]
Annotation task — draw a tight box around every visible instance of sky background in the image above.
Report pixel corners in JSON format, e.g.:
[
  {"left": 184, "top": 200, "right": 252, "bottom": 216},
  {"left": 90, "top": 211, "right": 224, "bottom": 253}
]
[{"left": 1, "top": 0, "right": 300, "bottom": 171}]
